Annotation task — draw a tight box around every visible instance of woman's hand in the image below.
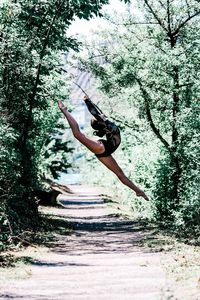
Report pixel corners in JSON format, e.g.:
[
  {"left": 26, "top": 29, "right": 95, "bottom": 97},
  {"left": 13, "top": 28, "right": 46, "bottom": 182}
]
[
  {"left": 83, "top": 95, "right": 90, "bottom": 101},
  {"left": 58, "top": 100, "right": 66, "bottom": 110}
]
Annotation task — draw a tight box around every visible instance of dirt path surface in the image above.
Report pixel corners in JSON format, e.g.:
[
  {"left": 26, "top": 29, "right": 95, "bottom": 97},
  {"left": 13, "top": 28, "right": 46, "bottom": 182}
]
[{"left": 0, "top": 186, "right": 176, "bottom": 299}]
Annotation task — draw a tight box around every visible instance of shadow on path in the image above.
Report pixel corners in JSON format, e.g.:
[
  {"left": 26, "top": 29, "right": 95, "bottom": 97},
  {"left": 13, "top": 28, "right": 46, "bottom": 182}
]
[
  {"left": 0, "top": 186, "right": 168, "bottom": 300},
  {"left": 48, "top": 210, "right": 159, "bottom": 256}
]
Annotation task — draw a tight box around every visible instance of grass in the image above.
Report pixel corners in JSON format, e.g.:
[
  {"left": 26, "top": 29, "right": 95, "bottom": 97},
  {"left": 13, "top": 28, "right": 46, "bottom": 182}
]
[
  {"left": 109, "top": 199, "right": 200, "bottom": 298},
  {"left": 1, "top": 199, "right": 200, "bottom": 299},
  {"left": 0, "top": 211, "right": 72, "bottom": 269}
]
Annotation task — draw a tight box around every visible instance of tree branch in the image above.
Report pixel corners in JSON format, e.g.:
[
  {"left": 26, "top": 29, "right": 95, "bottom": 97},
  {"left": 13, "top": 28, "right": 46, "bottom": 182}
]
[
  {"left": 136, "top": 78, "right": 172, "bottom": 153},
  {"left": 167, "top": 0, "right": 172, "bottom": 36},
  {"left": 123, "top": 22, "right": 160, "bottom": 26},
  {"left": 185, "top": 0, "right": 191, "bottom": 18},
  {"left": 143, "top": 0, "right": 168, "bottom": 32},
  {"left": 31, "top": 1, "right": 65, "bottom": 107},
  {"left": 173, "top": 10, "right": 200, "bottom": 35},
  {"left": 158, "top": 0, "right": 166, "bottom": 10},
  {"left": 103, "top": 13, "right": 160, "bottom": 27},
  {"left": 61, "top": 68, "right": 90, "bottom": 98},
  {"left": 20, "top": 0, "right": 65, "bottom": 177}
]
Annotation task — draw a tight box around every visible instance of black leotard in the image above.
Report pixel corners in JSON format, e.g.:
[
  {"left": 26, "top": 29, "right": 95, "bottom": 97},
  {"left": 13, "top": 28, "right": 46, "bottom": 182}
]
[{"left": 84, "top": 99, "right": 121, "bottom": 157}]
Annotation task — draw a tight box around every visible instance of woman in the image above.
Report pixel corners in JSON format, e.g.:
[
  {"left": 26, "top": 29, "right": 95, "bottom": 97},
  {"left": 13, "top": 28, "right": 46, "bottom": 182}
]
[{"left": 58, "top": 96, "right": 149, "bottom": 201}]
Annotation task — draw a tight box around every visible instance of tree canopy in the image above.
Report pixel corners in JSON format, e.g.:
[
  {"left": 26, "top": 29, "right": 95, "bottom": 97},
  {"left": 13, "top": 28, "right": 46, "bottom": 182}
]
[
  {"left": 0, "top": 0, "right": 114, "bottom": 250},
  {"left": 76, "top": 0, "right": 200, "bottom": 233}
]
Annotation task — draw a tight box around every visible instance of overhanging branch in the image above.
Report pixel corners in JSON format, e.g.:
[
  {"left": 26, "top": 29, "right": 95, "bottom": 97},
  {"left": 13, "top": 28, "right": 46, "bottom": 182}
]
[
  {"left": 173, "top": 10, "right": 200, "bottom": 35},
  {"left": 144, "top": 0, "right": 168, "bottom": 32},
  {"left": 136, "top": 78, "right": 172, "bottom": 153},
  {"left": 21, "top": 0, "right": 65, "bottom": 150}
]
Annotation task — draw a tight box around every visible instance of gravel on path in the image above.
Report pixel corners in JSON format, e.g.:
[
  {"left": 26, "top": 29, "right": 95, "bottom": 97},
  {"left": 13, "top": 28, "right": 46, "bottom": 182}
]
[{"left": 0, "top": 185, "right": 175, "bottom": 300}]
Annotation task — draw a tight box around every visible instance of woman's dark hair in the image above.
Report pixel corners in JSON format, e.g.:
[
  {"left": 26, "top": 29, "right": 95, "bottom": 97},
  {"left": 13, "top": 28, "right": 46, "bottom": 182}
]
[{"left": 91, "top": 119, "right": 106, "bottom": 137}]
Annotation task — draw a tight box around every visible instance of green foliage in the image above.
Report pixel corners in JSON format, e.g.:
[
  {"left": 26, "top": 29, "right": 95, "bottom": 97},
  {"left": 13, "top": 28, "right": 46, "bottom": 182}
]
[
  {"left": 0, "top": 0, "right": 110, "bottom": 251},
  {"left": 152, "top": 151, "right": 178, "bottom": 221},
  {"left": 77, "top": 0, "right": 200, "bottom": 234},
  {"left": 39, "top": 118, "right": 74, "bottom": 180}
]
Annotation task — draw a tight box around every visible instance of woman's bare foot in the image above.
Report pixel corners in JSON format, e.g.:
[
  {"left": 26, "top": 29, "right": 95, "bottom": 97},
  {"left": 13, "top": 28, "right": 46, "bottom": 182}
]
[
  {"left": 58, "top": 100, "right": 67, "bottom": 111},
  {"left": 136, "top": 189, "right": 150, "bottom": 201}
]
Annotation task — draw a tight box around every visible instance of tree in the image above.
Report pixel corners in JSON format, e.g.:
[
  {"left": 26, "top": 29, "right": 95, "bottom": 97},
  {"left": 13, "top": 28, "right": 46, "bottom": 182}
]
[
  {"left": 0, "top": 0, "right": 114, "bottom": 238},
  {"left": 78, "top": 0, "right": 200, "bottom": 231}
]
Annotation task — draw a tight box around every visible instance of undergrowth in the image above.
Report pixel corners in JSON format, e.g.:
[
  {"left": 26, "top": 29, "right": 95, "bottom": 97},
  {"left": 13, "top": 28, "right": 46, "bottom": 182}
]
[{"left": 0, "top": 213, "right": 72, "bottom": 268}]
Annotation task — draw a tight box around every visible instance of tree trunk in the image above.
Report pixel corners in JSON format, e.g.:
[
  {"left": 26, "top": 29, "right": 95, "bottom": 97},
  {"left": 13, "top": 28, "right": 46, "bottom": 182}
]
[
  {"left": 171, "top": 155, "right": 182, "bottom": 209},
  {"left": 170, "top": 38, "right": 182, "bottom": 207},
  {"left": 19, "top": 2, "right": 64, "bottom": 187},
  {"left": 167, "top": 0, "right": 181, "bottom": 206}
]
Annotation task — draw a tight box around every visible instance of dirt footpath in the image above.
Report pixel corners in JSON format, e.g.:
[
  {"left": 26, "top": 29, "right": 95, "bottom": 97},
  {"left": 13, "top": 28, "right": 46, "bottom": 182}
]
[{"left": 0, "top": 186, "right": 199, "bottom": 300}]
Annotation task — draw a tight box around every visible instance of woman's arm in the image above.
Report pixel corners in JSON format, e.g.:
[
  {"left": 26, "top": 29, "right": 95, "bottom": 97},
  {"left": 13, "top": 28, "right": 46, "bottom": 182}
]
[{"left": 84, "top": 96, "right": 107, "bottom": 122}]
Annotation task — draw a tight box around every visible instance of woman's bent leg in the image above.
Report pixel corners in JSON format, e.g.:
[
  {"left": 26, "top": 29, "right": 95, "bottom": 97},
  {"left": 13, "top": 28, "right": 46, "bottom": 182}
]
[{"left": 58, "top": 101, "right": 105, "bottom": 155}]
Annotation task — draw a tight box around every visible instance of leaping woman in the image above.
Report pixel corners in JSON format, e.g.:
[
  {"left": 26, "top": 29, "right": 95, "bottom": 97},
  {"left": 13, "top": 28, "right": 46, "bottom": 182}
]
[{"left": 58, "top": 96, "right": 149, "bottom": 201}]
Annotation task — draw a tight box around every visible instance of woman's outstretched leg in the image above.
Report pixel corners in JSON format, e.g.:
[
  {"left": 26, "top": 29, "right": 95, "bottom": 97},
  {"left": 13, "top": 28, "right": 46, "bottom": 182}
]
[
  {"left": 97, "top": 155, "right": 149, "bottom": 201},
  {"left": 58, "top": 101, "right": 80, "bottom": 137},
  {"left": 58, "top": 101, "right": 105, "bottom": 155}
]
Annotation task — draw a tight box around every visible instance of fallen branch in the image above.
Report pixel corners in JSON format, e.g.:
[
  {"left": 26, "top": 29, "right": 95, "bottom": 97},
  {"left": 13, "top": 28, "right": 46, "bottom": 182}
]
[{"left": 11, "top": 235, "right": 38, "bottom": 248}]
